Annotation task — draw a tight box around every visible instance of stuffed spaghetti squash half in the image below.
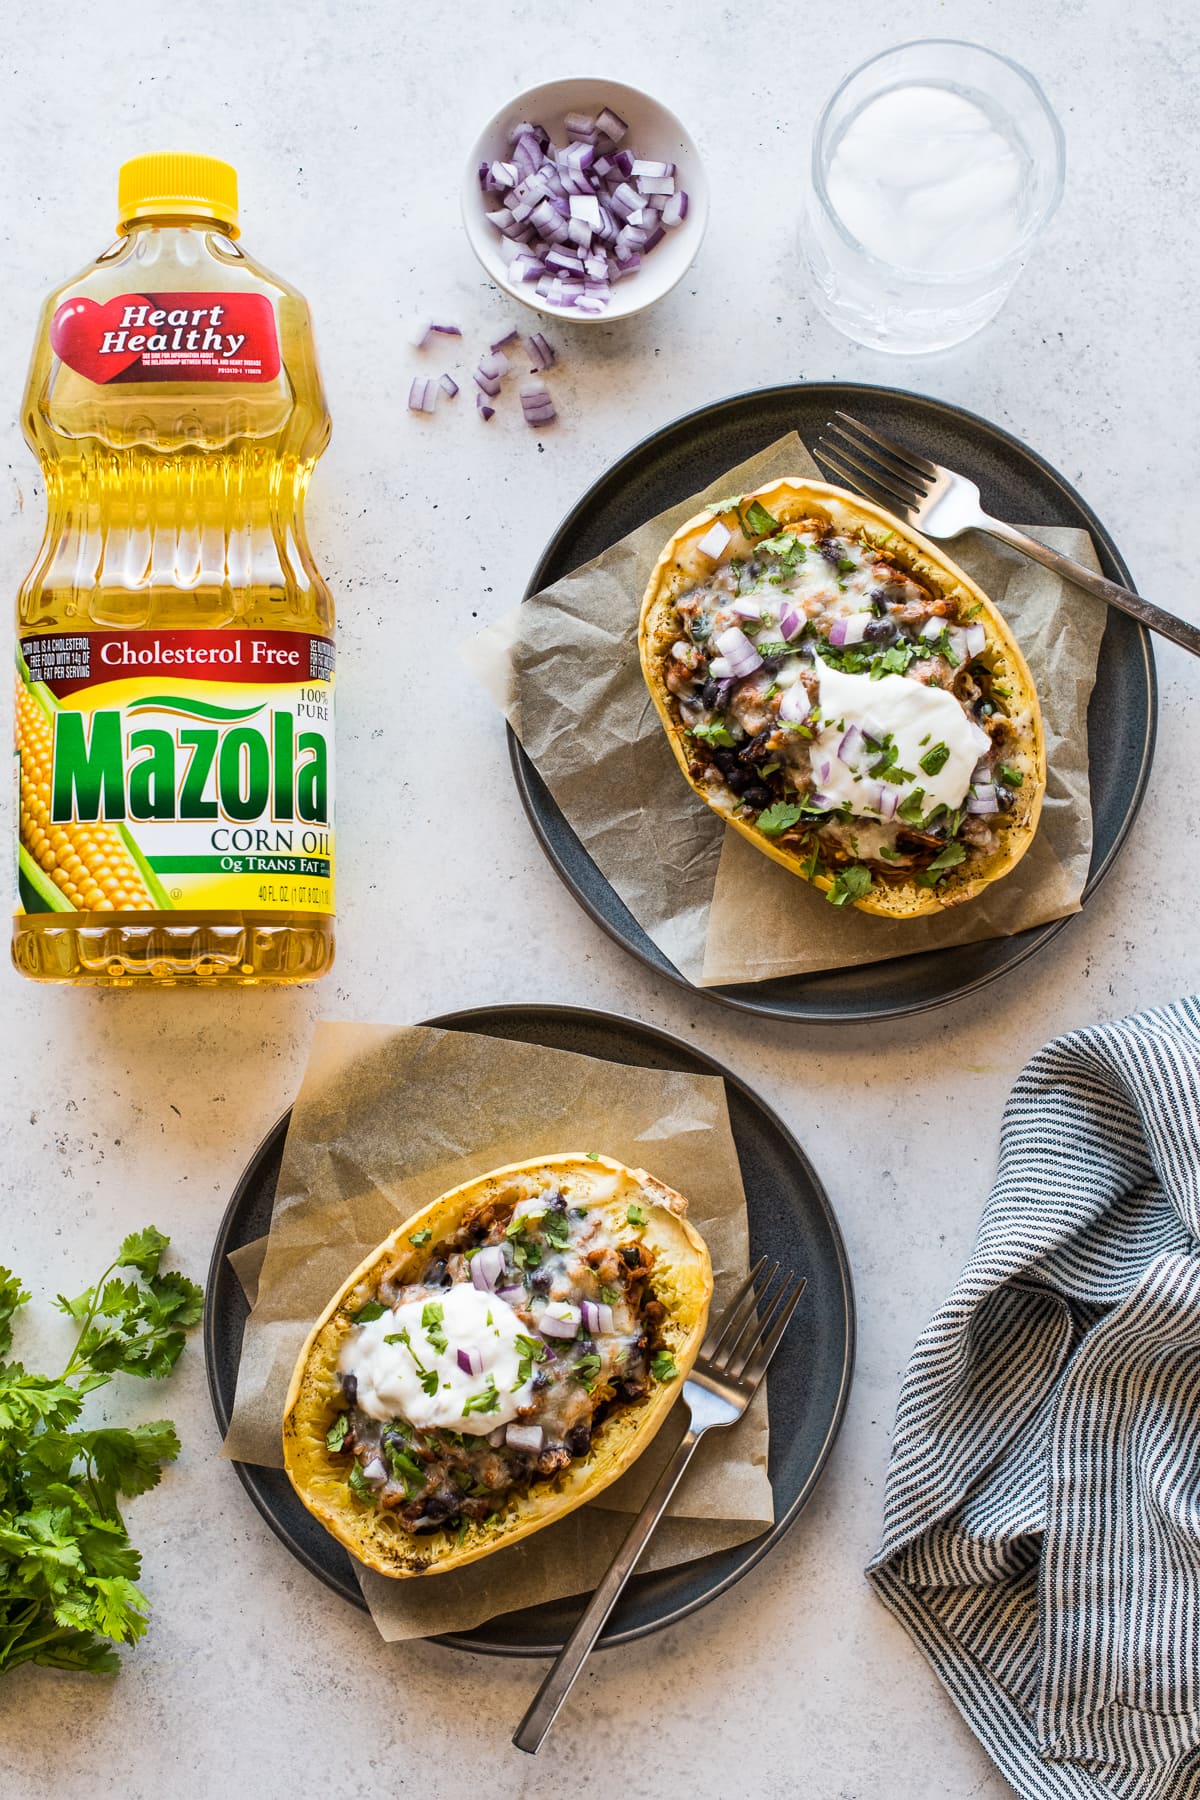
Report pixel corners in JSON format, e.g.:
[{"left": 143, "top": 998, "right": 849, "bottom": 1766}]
[
  {"left": 283, "top": 1153, "right": 713, "bottom": 1577},
  {"left": 639, "top": 478, "right": 1045, "bottom": 917}
]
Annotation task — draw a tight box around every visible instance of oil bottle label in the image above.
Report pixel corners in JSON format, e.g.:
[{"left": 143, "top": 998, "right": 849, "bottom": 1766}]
[
  {"left": 15, "top": 631, "right": 334, "bottom": 917},
  {"left": 50, "top": 291, "right": 281, "bottom": 383}
]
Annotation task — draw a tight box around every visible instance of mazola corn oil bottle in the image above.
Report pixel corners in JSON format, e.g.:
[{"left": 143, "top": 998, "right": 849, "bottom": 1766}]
[{"left": 13, "top": 153, "right": 334, "bottom": 984}]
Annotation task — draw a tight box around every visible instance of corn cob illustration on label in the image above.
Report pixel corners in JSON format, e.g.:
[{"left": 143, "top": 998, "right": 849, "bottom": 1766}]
[{"left": 15, "top": 630, "right": 335, "bottom": 917}]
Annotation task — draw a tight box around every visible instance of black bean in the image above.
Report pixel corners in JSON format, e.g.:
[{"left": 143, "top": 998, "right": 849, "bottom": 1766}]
[
  {"left": 701, "top": 678, "right": 722, "bottom": 709},
  {"left": 864, "top": 617, "right": 897, "bottom": 643},
  {"left": 565, "top": 1422, "right": 591, "bottom": 1457},
  {"left": 621, "top": 1245, "right": 641, "bottom": 1268},
  {"left": 532, "top": 1370, "right": 551, "bottom": 1393},
  {"left": 713, "top": 747, "right": 739, "bottom": 776},
  {"left": 423, "top": 1259, "right": 449, "bottom": 1287},
  {"left": 744, "top": 785, "right": 774, "bottom": 809},
  {"left": 340, "top": 1371, "right": 358, "bottom": 1406},
  {"left": 726, "top": 767, "right": 753, "bottom": 795},
  {"left": 546, "top": 1189, "right": 567, "bottom": 1213},
  {"left": 530, "top": 1269, "right": 552, "bottom": 1293}
]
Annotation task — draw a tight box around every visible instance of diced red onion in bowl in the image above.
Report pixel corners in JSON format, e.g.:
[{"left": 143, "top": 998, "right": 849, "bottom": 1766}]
[
  {"left": 580, "top": 1300, "right": 615, "bottom": 1336},
  {"left": 506, "top": 1423, "right": 545, "bottom": 1454},
  {"left": 456, "top": 1345, "right": 484, "bottom": 1378},
  {"left": 696, "top": 520, "right": 731, "bottom": 561},
  {"left": 479, "top": 102, "right": 689, "bottom": 314},
  {"left": 471, "top": 1244, "right": 506, "bottom": 1291}
]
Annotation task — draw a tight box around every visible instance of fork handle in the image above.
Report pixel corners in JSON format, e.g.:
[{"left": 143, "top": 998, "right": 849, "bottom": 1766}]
[
  {"left": 980, "top": 515, "right": 1200, "bottom": 658},
  {"left": 512, "top": 1424, "right": 703, "bottom": 1754}
]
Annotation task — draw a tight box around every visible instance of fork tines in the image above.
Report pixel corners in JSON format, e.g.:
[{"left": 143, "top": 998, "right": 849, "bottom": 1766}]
[
  {"left": 701, "top": 1255, "right": 807, "bottom": 1383},
  {"left": 814, "top": 410, "right": 934, "bottom": 517}
]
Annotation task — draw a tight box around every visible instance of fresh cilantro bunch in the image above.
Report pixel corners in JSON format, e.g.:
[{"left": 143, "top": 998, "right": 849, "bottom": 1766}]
[{"left": 0, "top": 1227, "right": 202, "bottom": 1675}]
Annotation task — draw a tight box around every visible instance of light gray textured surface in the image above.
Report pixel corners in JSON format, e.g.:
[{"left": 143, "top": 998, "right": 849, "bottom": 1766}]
[{"left": 0, "top": 2, "right": 1196, "bottom": 1796}]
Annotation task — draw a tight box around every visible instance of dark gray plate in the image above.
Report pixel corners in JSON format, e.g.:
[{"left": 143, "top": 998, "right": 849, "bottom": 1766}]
[
  {"left": 510, "top": 383, "right": 1157, "bottom": 1021},
  {"left": 204, "top": 1005, "right": 854, "bottom": 1657}
]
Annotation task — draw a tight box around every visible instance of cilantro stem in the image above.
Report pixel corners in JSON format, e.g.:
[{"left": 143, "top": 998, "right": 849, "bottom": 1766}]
[{"left": 61, "top": 1258, "right": 121, "bottom": 1381}]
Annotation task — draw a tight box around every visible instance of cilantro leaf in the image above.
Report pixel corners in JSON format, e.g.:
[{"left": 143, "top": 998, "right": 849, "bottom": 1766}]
[
  {"left": 462, "top": 1378, "right": 500, "bottom": 1418},
  {"left": 826, "top": 864, "right": 874, "bottom": 907},
  {"left": 755, "top": 801, "right": 805, "bottom": 837},
  {"left": 919, "top": 741, "right": 950, "bottom": 776},
  {"left": 743, "top": 499, "right": 780, "bottom": 537},
  {"left": 573, "top": 1354, "right": 603, "bottom": 1391},
  {"left": 409, "top": 1229, "right": 432, "bottom": 1247},
  {"left": 915, "top": 841, "right": 968, "bottom": 885},
  {"left": 325, "top": 1413, "right": 350, "bottom": 1453},
  {"left": 651, "top": 1351, "right": 680, "bottom": 1382},
  {"left": 352, "top": 1300, "right": 386, "bottom": 1324},
  {"left": 347, "top": 1461, "right": 377, "bottom": 1505},
  {"left": 896, "top": 787, "right": 927, "bottom": 825},
  {"left": 690, "top": 719, "right": 736, "bottom": 748},
  {"left": 626, "top": 1204, "right": 647, "bottom": 1227},
  {"left": 0, "top": 1270, "right": 30, "bottom": 1361},
  {"left": 115, "top": 1227, "right": 170, "bottom": 1279},
  {"left": 421, "top": 1301, "right": 448, "bottom": 1356},
  {"left": 996, "top": 762, "right": 1023, "bottom": 788},
  {"left": 541, "top": 1212, "right": 571, "bottom": 1252}
]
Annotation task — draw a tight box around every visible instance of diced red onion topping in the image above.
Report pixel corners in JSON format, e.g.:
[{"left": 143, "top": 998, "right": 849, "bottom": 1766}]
[
  {"left": 538, "top": 1304, "right": 580, "bottom": 1340},
  {"left": 362, "top": 1457, "right": 388, "bottom": 1488},
  {"left": 878, "top": 785, "right": 900, "bottom": 822},
  {"left": 696, "top": 520, "right": 732, "bottom": 562},
  {"left": 580, "top": 1300, "right": 615, "bottom": 1336},
  {"left": 487, "top": 1424, "right": 507, "bottom": 1447},
  {"left": 828, "top": 612, "right": 871, "bottom": 648},
  {"left": 731, "top": 595, "right": 764, "bottom": 620},
  {"left": 838, "top": 724, "right": 862, "bottom": 764},
  {"left": 470, "top": 1244, "right": 506, "bottom": 1292},
  {"left": 967, "top": 785, "right": 999, "bottom": 815},
  {"left": 965, "top": 622, "right": 987, "bottom": 658},
  {"left": 714, "top": 625, "right": 762, "bottom": 678},
  {"left": 920, "top": 616, "right": 945, "bottom": 641},
  {"left": 779, "top": 685, "right": 811, "bottom": 725},
  {"left": 481, "top": 103, "right": 688, "bottom": 312},
  {"left": 505, "top": 1423, "right": 545, "bottom": 1454},
  {"left": 497, "top": 1284, "right": 526, "bottom": 1306},
  {"left": 456, "top": 1345, "right": 484, "bottom": 1378},
  {"left": 779, "top": 601, "right": 803, "bottom": 641}
]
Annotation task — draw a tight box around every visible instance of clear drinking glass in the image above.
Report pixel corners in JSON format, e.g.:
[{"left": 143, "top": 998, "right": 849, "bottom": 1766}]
[{"left": 800, "top": 40, "right": 1065, "bottom": 354}]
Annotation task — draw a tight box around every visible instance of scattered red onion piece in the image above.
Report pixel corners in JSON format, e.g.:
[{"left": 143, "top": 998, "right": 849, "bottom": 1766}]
[
  {"left": 407, "top": 377, "right": 437, "bottom": 415},
  {"left": 879, "top": 785, "right": 900, "bottom": 822},
  {"left": 527, "top": 332, "right": 556, "bottom": 370},
  {"left": 696, "top": 519, "right": 732, "bottom": 561},
  {"left": 967, "top": 785, "right": 999, "bottom": 814},
  {"left": 838, "top": 724, "right": 862, "bottom": 764},
  {"left": 506, "top": 1423, "right": 544, "bottom": 1453},
  {"left": 714, "top": 624, "right": 762, "bottom": 677},
  {"left": 580, "top": 1300, "right": 615, "bottom": 1336},
  {"left": 470, "top": 1244, "right": 505, "bottom": 1290},
  {"left": 489, "top": 325, "right": 519, "bottom": 352},
  {"left": 538, "top": 1304, "right": 580, "bottom": 1340},
  {"left": 779, "top": 601, "right": 803, "bottom": 640},
  {"left": 439, "top": 373, "right": 459, "bottom": 398}
]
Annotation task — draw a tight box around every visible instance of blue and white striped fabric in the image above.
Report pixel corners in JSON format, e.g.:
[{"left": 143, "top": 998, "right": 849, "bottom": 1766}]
[{"left": 868, "top": 996, "right": 1200, "bottom": 1800}]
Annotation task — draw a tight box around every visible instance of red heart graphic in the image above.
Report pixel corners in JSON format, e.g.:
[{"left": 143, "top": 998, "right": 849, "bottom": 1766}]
[{"left": 50, "top": 293, "right": 157, "bottom": 382}]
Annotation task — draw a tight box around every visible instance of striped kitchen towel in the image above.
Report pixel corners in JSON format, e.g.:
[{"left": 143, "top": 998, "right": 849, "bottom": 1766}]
[{"left": 868, "top": 996, "right": 1200, "bottom": 1800}]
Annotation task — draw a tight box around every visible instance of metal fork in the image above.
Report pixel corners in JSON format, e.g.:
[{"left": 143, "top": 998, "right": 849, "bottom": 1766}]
[
  {"left": 512, "top": 1258, "right": 806, "bottom": 1754},
  {"left": 815, "top": 410, "right": 1200, "bottom": 658}
]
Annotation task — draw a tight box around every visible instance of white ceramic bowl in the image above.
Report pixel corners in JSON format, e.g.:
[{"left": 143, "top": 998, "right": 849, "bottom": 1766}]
[{"left": 461, "top": 77, "right": 709, "bottom": 324}]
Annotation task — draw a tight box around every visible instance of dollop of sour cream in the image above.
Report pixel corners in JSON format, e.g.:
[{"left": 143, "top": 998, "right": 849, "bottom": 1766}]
[
  {"left": 811, "top": 663, "right": 989, "bottom": 817},
  {"left": 341, "top": 1284, "right": 533, "bottom": 1437}
]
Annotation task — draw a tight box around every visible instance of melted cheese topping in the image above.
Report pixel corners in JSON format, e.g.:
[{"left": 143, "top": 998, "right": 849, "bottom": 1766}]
[
  {"left": 342, "top": 1285, "right": 533, "bottom": 1437},
  {"left": 812, "top": 664, "right": 988, "bottom": 817}
]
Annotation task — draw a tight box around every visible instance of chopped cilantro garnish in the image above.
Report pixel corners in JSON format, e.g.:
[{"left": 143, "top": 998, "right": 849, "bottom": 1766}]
[
  {"left": 387, "top": 1443, "right": 425, "bottom": 1491},
  {"left": 691, "top": 719, "right": 737, "bottom": 748},
  {"left": 756, "top": 801, "right": 805, "bottom": 837},
  {"left": 409, "top": 1229, "right": 432, "bottom": 1247},
  {"left": 462, "top": 1378, "right": 500, "bottom": 1417},
  {"left": 325, "top": 1413, "right": 350, "bottom": 1452},
  {"left": 352, "top": 1300, "right": 386, "bottom": 1324},
  {"left": 421, "top": 1300, "right": 448, "bottom": 1355},
  {"left": 651, "top": 1351, "right": 680, "bottom": 1382},
  {"left": 626, "top": 1203, "right": 647, "bottom": 1227},
  {"left": 541, "top": 1211, "right": 571, "bottom": 1251},
  {"left": 599, "top": 1285, "right": 621, "bottom": 1305},
  {"left": 743, "top": 499, "right": 779, "bottom": 536},
  {"left": 826, "top": 864, "right": 874, "bottom": 907},
  {"left": 585, "top": 1151, "right": 599, "bottom": 1161},
  {"left": 837, "top": 556, "right": 857, "bottom": 573},
  {"left": 919, "top": 742, "right": 950, "bottom": 776},
  {"left": 915, "top": 841, "right": 968, "bottom": 885},
  {"left": 512, "top": 1238, "right": 542, "bottom": 1271},
  {"left": 514, "top": 1333, "right": 547, "bottom": 1388},
  {"left": 896, "top": 788, "right": 928, "bottom": 824},
  {"left": 505, "top": 1215, "right": 533, "bottom": 1238},
  {"left": 573, "top": 1353, "right": 603, "bottom": 1391},
  {"left": 996, "top": 762, "right": 1024, "bottom": 788},
  {"left": 802, "top": 836, "right": 823, "bottom": 882},
  {"left": 705, "top": 493, "right": 743, "bottom": 515},
  {"left": 347, "top": 1461, "right": 377, "bottom": 1505}
]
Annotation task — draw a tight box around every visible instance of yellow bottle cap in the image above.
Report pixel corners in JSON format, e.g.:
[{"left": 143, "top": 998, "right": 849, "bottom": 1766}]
[{"left": 117, "top": 153, "right": 239, "bottom": 236}]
